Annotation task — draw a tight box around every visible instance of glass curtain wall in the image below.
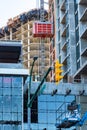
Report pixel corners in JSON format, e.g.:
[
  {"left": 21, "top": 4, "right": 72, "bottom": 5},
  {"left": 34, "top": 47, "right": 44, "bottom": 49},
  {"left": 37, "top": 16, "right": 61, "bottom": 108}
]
[
  {"left": 0, "top": 76, "right": 23, "bottom": 130},
  {"left": 31, "top": 94, "right": 75, "bottom": 130}
]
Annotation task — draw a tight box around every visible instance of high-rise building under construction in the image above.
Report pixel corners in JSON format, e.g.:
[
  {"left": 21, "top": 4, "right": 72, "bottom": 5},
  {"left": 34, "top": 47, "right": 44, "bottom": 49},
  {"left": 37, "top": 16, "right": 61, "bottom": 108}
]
[{"left": 0, "top": 9, "right": 50, "bottom": 81}]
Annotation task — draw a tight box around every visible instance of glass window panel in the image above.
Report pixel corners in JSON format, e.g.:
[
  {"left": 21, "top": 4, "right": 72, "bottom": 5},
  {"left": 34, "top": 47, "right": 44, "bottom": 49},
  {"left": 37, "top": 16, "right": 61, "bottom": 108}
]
[
  {"left": 12, "top": 113, "right": 18, "bottom": 121},
  {"left": 38, "top": 113, "right": 47, "bottom": 123},
  {"left": 12, "top": 112, "right": 22, "bottom": 121},
  {"left": 56, "top": 102, "right": 63, "bottom": 109},
  {"left": 3, "top": 77, "right": 11, "bottom": 88},
  {"left": 18, "top": 125, "right": 22, "bottom": 130},
  {"left": 0, "top": 96, "right": 3, "bottom": 112},
  {"left": 0, "top": 125, "right": 2, "bottom": 130},
  {"left": 18, "top": 113, "right": 22, "bottom": 121},
  {"left": 46, "top": 95, "right": 56, "bottom": 102},
  {"left": 4, "top": 125, "right": 12, "bottom": 130},
  {"left": 74, "top": 0, "right": 78, "bottom": 11},
  {"left": 55, "top": 95, "right": 64, "bottom": 102},
  {"left": 0, "top": 77, "right": 2, "bottom": 87},
  {"left": 31, "top": 124, "right": 39, "bottom": 130},
  {"left": 38, "top": 102, "right": 47, "bottom": 110},
  {"left": 38, "top": 95, "right": 47, "bottom": 101},
  {"left": 12, "top": 77, "right": 22, "bottom": 88},
  {"left": 12, "top": 96, "right": 22, "bottom": 113},
  {"left": 13, "top": 125, "right": 20, "bottom": 130},
  {"left": 12, "top": 87, "right": 22, "bottom": 96},
  {"left": 3, "top": 96, "right": 11, "bottom": 112},
  {"left": 47, "top": 124, "right": 56, "bottom": 130},
  {"left": 76, "top": 43, "right": 80, "bottom": 60},
  {"left": 3, "top": 113, "right": 11, "bottom": 120},
  {"left": 0, "top": 113, "right": 2, "bottom": 120},
  {"left": 65, "top": 95, "right": 75, "bottom": 102},
  {"left": 3, "top": 88, "right": 11, "bottom": 96},
  {"left": 77, "top": 60, "right": 80, "bottom": 70},
  {"left": 75, "top": 12, "right": 78, "bottom": 27},
  {"left": 48, "top": 112, "right": 56, "bottom": 123},
  {"left": 0, "top": 88, "right": 2, "bottom": 95},
  {"left": 47, "top": 102, "right": 56, "bottom": 110},
  {"left": 76, "top": 28, "right": 79, "bottom": 43}
]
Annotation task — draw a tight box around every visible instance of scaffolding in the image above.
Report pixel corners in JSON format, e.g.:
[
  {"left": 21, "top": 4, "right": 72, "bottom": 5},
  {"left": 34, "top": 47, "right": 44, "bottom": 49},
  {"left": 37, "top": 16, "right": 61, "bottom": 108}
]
[{"left": 55, "top": 101, "right": 81, "bottom": 129}]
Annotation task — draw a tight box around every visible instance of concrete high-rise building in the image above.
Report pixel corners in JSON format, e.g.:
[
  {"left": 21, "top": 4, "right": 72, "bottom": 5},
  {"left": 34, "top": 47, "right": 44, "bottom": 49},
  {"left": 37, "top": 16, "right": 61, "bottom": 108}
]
[
  {"left": 49, "top": 0, "right": 87, "bottom": 129},
  {"left": 49, "top": 0, "right": 87, "bottom": 83}
]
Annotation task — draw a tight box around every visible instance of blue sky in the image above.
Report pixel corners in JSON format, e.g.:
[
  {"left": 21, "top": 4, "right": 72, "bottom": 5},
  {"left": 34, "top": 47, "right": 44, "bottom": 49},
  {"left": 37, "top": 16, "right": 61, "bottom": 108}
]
[{"left": 0, "top": 0, "right": 48, "bottom": 28}]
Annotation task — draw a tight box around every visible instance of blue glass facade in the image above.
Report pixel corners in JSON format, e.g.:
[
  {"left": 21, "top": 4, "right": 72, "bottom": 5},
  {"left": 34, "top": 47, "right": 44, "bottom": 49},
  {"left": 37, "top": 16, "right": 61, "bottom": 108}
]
[
  {"left": 30, "top": 94, "right": 75, "bottom": 130},
  {"left": 0, "top": 76, "right": 23, "bottom": 130}
]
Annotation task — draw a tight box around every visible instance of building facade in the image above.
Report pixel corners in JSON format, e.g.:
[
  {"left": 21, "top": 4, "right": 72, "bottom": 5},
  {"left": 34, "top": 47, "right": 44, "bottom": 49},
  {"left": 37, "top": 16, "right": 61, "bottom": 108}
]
[
  {"left": 0, "top": 40, "right": 28, "bottom": 130},
  {"left": 49, "top": 0, "right": 87, "bottom": 129},
  {"left": 49, "top": 0, "right": 87, "bottom": 83}
]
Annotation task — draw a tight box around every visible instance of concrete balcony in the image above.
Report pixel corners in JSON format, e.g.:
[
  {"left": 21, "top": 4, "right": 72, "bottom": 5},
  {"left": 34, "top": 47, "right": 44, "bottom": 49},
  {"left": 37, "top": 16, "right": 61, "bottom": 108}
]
[
  {"left": 80, "top": 27, "right": 87, "bottom": 40},
  {"left": 80, "top": 8, "right": 87, "bottom": 21},
  {"left": 74, "top": 61, "right": 87, "bottom": 79},
  {"left": 63, "top": 68, "right": 69, "bottom": 79},
  {"left": 81, "top": 48, "right": 87, "bottom": 56},
  {"left": 62, "top": 54, "right": 68, "bottom": 64},
  {"left": 61, "top": 40, "right": 67, "bottom": 51},
  {"left": 61, "top": 13, "right": 66, "bottom": 24},
  {"left": 79, "top": 0, "right": 87, "bottom": 5},
  {"left": 60, "top": 0, "right": 66, "bottom": 11},
  {"left": 61, "top": 25, "right": 67, "bottom": 37}
]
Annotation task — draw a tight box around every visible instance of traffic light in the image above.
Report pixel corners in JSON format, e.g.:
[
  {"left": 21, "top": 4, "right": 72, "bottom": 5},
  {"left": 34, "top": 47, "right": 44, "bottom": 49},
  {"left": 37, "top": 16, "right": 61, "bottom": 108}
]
[{"left": 54, "top": 60, "right": 63, "bottom": 84}]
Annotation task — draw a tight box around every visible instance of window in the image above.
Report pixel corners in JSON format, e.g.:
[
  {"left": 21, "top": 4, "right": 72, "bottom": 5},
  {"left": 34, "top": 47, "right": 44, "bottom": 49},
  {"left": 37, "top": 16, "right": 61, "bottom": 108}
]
[
  {"left": 0, "top": 76, "right": 23, "bottom": 128},
  {"left": 74, "top": 0, "right": 78, "bottom": 12},
  {"left": 76, "top": 27, "right": 79, "bottom": 43},
  {"left": 75, "top": 12, "right": 78, "bottom": 28},
  {"left": 76, "top": 43, "right": 80, "bottom": 60}
]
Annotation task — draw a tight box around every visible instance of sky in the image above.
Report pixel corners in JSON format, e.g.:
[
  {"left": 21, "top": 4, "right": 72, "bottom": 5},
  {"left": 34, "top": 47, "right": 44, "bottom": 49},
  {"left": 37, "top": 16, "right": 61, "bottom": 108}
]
[{"left": 0, "top": 0, "right": 48, "bottom": 28}]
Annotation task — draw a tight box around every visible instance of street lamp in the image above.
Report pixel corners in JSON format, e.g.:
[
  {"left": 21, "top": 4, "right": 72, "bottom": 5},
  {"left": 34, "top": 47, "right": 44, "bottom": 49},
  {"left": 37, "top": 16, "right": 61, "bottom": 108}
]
[
  {"left": 28, "top": 56, "right": 38, "bottom": 130},
  {"left": 28, "top": 56, "right": 38, "bottom": 94}
]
